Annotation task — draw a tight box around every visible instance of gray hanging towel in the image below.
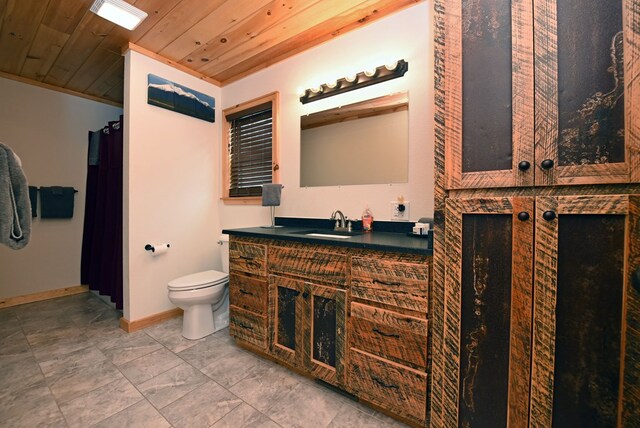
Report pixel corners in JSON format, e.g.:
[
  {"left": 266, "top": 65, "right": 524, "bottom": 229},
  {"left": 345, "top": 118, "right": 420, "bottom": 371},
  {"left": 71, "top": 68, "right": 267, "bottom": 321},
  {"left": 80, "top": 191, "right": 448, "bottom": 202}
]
[
  {"left": 40, "top": 186, "right": 76, "bottom": 218},
  {"left": 0, "top": 143, "right": 32, "bottom": 249},
  {"left": 261, "top": 183, "right": 283, "bottom": 206}
]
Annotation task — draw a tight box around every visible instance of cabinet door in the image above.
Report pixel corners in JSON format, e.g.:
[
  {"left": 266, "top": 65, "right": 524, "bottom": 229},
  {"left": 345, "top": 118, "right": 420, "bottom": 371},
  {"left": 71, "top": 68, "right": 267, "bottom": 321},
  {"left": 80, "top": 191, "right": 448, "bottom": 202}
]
[
  {"left": 304, "top": 283, "right": 346, "bottom": 387},
  {"left": 534, "top": 0, "right": 640, "bottom": 185},
  {"left": 531, "top": 195, "right": 640, "bottom": 427},
  {"left": 439, "top": 197, "right": 534, "bottom": 427},
  {"left": 269, "top": 275, "right": 304, "bottom": 367},
  {"left": 443, "top": 0, "right": 534, "bottom": 189}
]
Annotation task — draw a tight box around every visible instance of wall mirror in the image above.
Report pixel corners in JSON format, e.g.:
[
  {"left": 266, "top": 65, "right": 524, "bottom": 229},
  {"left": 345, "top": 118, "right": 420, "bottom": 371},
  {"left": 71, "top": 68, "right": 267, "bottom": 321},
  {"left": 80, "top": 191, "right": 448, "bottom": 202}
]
[{"left": 300, "top": 92, "right": 409, "bottom": 187}]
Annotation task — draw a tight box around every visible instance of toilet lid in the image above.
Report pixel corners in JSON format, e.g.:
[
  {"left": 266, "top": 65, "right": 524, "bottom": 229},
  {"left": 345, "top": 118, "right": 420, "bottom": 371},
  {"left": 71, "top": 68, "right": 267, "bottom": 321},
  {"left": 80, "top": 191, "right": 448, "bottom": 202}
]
[{"left": 168, "top": 270, "right": 228, "bottom": 291}]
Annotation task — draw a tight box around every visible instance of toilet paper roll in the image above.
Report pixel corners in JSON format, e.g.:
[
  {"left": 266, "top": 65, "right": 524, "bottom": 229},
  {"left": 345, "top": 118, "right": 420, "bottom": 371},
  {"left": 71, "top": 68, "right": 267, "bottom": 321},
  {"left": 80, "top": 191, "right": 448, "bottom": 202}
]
[{"left": 149, "top": 243, "right": 170, "bottom": 256}]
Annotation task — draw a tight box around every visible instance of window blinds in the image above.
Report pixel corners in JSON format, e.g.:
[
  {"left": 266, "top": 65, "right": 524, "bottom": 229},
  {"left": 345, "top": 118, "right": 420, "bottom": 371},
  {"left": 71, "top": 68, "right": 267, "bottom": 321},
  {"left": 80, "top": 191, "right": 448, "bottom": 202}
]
[{"left": 227, "top": 102, "right": 273, "bottom": 197}]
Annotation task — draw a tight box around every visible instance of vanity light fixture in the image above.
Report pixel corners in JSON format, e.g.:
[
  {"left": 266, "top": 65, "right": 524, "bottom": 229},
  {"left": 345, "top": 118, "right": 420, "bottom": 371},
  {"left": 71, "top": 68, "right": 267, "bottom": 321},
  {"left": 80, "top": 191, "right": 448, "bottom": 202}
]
[
  {"left": 299, "top": 59, "right": 408, "bottom": 104},
  {"left": 90, "top": 0, "right": 148, "bottom": 30}
]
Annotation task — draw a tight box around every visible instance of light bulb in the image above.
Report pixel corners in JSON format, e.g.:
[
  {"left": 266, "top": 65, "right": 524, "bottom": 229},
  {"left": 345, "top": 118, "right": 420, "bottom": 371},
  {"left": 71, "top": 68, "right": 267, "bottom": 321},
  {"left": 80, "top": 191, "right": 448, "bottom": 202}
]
[
  {"left": 344, "top": 74, "right": 357, "bottom": 83},
  {"left": 385, "top": 60, "right": 399, "bottom": 71},
  {"left": 364, "top": 67, "right": 378, "bottom": 77},
  {"left": 310, "top": 85, "right": 323, "bottom": 94},
  {"left": 325, "top": 80, "right": 338, "bottom": 89}
]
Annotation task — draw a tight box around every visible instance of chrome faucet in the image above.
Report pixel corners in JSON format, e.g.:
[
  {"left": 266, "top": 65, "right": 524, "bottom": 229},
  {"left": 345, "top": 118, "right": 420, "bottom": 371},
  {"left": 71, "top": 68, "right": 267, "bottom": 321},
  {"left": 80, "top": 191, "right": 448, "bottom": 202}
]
[{"left": 330, "top": 210, "right": 351, "bottom": 232}]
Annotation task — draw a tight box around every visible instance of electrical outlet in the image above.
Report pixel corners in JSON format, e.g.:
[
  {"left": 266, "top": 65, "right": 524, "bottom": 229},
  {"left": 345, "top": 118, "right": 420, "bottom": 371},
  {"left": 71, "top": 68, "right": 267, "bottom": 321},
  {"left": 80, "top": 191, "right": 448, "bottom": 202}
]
[{"left": 391, "top": 201, "right": 410, "bottom": 221}]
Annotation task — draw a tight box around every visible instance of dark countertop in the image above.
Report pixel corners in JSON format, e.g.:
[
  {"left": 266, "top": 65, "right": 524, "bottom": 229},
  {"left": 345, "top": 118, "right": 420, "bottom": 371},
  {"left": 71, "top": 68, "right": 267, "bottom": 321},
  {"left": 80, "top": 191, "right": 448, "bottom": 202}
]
[{"left": 222, "top": 225, "right": 432, "bottom": 255}]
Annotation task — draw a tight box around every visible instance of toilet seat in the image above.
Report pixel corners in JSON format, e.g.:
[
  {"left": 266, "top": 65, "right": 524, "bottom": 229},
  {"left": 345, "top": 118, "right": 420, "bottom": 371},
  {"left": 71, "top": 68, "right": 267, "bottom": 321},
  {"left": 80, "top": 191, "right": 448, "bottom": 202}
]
[{"left": 168, "top": 270, "right": 228, "bottom": 291}]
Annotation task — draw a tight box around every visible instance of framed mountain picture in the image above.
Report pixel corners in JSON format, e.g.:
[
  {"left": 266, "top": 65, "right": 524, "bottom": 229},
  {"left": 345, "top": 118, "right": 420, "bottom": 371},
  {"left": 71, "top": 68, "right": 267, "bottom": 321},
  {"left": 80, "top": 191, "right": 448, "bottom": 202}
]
[{"left": 147, "top": 74, "right": 215, "bottom": 123}]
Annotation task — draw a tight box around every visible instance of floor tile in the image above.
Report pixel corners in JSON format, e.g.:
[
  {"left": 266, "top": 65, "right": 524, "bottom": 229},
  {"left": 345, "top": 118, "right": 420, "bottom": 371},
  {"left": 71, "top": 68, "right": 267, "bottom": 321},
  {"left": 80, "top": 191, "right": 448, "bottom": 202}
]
[
  {"left": 30, "top": 334, "right": 95, "bottom": 364},
  {"left": 0, "top": 378, "right": 59, "bottom": 421},
  {"left": 211, "top": 403, "right": 280, "bottom": 428},
  {"left": 92, "top": 400, "right": 171, "bottom": 428},
  {"left": 230, "top": 362, "right": 301, "bottom": 412},
  {"left": 160, "top": 380, "right": 243, "bottom": 428},
  {"left": 98, "top": 331, "right": 163, "bottom": 366},
  {"left": 265, "top": 382, "right": 345, "bottom": 428},
  {"left": 119, "top": 347, "right": 183, "bottom": 385},
  {"left": 0, "top": 314, "right": 21, "bottom": 339},
  {"left": 212, "top": 327, "right": 235, "bottom": 344},
  {"left": 58, "top": 377, "right": 143, "bottom": 428},
  {"left": 38, "top": 345, "right": 106, "bottom": 377},
  {"left": 47, "top": 359, "right": 124, "bottom": 404},
  {"left": 0, "top": 306, "right": 19, "bottom": 322},
  {"left": 137, "top": 362, "right": 208, "bottom": 409},
  {"left": 144, "top": 316, "right": 203, "bottom": 353},
  {"left": 2, "top": 397, "right": 65, "bottom": 428},
  {"left": 200, "top": 347, "right": 265, "bottom": 388},
  {"left": 25, "top": 324, "right": 86, "bottom": 348},
  {"left": 0, "top": 328, "right": 31, "bottom": 355},
  {"left": 177, "top": 334, "right": 235, "bottom": 369},
  {"left": 327, "top": 402, "right": 404, "bottom": 427},
  {"left": 0, "top": 355, "right": 45, "bottom": 391},
  {"left": 339, "top": 398, "right": 409, "bottom": 426}
]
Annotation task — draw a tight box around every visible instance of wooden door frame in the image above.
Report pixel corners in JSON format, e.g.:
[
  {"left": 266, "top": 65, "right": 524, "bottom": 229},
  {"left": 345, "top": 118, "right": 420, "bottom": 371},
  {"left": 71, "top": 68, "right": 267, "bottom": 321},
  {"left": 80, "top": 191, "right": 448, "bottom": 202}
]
[{"left": 440, "top": 197, "right": 534, "bottom": 427}]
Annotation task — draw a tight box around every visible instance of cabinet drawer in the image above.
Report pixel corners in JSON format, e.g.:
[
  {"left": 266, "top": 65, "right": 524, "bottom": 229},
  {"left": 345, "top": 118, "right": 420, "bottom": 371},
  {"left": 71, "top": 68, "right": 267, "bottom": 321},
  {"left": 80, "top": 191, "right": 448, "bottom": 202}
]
[
  {"left": 351, "top": 257, "right": 429, "bottom": 313},
  {"left": 229, "top": 273, "right": 268, "bottom": 315},
  {"left": 349, "top": 348, "right": 427, "bottom": 425},
  {"left": 229, "top": 242, "right": 267, "bottom": 276},
  {"left": 350, "top": 302, "right": 428, "bottom": 370},
  {"left": 268, "top": 246, "right": 347, "bottom": 285},
  {"left": 229, "top": 305, "right": 267, "bottom": 350}
]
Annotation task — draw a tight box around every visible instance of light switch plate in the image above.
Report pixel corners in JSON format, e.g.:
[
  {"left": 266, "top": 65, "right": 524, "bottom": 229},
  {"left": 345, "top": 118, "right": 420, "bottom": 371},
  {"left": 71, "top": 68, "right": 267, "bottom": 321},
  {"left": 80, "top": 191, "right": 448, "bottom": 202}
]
[{"left": 391, "top": 201, "right": 410, "bottom": 221}]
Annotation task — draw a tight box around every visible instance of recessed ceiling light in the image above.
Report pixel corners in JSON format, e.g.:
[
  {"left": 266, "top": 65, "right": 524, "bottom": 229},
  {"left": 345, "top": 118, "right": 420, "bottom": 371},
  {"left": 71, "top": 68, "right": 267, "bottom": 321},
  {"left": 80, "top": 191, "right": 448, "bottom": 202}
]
[{"left": 90, "top": 0, "right": 148, "bottom": 31}]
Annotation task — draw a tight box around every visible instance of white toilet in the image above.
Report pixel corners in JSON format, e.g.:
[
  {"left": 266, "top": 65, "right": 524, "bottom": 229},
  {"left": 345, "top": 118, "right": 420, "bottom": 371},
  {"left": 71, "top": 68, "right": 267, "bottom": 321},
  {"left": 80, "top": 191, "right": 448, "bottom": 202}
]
[{"left": 167, "top": 235, "right": 230, "bottom": 340}]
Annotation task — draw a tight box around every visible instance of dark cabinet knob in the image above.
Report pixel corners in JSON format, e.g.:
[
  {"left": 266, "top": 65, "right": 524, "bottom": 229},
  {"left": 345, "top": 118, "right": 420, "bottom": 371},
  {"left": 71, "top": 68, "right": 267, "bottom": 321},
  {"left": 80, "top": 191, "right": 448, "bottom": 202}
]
[
  {"left": 517, "top": 212, "right": 530, "bottom": 221},
  {"left": 543, "top": 211, "right": 556, "bottom": 221},
  {"left": 302, "top": 292, "right": 309, "bottom": 299},
  {"left": 518, "top": 161, "right": 531, "bottom": 171},
  {"left": 540, "top": 159, "right": 555, "bottom": 170}
]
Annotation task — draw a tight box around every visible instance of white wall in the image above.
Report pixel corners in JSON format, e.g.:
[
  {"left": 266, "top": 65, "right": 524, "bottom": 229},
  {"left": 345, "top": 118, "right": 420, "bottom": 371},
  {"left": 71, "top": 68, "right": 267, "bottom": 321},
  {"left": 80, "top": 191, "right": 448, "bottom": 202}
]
[
  {"left": 124, "top": 51, "right": 221, "bottom": 321},
  {"left": 0, "top": 77, "right": 122, "bottom": 299},
  {"left": 220, "top": 2, "right": 433, "bottom": 228}
]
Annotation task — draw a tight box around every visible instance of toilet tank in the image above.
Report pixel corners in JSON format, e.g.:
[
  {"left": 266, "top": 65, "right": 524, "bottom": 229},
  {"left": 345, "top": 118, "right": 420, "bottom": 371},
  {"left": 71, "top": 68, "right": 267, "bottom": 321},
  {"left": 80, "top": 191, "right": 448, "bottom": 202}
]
[{"left": 220, "top": 234, "right": 230, "bottom": 273}]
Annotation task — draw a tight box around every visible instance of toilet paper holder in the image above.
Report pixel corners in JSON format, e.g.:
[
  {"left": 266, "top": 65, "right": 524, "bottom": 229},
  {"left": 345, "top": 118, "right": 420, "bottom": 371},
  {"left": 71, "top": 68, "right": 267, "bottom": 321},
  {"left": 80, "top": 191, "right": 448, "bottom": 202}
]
[{"left": 145, "top": 243, "right": 170, "bottom": 252}]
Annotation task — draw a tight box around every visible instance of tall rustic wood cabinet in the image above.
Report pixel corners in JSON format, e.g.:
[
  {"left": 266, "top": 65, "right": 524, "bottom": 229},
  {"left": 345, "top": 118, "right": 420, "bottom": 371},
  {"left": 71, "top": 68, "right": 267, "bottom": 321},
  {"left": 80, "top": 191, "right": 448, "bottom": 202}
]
[{"left": 432, "top": 0, "right": 640, "bottom": 427}]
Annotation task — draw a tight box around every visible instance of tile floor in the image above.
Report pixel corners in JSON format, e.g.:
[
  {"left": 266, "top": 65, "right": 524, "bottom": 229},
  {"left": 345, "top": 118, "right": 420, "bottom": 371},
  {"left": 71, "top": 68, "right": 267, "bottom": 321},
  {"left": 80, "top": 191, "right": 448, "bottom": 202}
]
[{"left": 0, "top": 292, "right": 409, "bottom": 427}]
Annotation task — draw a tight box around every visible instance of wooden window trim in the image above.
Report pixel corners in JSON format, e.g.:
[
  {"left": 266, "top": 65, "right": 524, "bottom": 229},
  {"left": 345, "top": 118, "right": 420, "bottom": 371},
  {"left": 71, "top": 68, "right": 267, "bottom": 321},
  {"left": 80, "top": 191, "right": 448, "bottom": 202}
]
[{"left": 221, "top": 91, "right": 280, "bottom": 204}]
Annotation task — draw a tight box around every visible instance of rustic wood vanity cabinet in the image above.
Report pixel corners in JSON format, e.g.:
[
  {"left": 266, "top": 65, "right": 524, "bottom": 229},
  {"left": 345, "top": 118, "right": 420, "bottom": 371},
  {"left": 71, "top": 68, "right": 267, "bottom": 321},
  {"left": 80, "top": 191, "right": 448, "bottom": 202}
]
[{"left": 227, "top": 235, "right": 432, "bottom": 426}]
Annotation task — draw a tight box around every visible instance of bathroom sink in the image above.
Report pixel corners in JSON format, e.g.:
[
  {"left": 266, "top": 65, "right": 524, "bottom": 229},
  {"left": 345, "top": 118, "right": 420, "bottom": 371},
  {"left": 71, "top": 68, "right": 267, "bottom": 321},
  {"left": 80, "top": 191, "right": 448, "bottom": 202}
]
[
  {"left": 289, "top": 229, "right": 362, "bottom": 239},
  {"left": 305, "top": 232, "right": 353, "bottom": 239}
]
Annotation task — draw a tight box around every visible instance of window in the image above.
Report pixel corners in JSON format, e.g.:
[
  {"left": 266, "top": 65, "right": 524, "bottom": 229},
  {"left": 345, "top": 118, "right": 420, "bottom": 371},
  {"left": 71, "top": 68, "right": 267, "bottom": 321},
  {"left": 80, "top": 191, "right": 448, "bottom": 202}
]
[{"left": 222, "top": 92, "right": 279, "bottom": 204}]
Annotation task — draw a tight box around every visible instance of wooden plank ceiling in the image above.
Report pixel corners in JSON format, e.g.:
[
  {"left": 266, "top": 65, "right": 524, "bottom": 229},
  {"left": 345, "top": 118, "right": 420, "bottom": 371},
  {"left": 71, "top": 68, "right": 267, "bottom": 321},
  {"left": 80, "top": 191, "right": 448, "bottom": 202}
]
[{"left": 0, "top": 0, "right": 423, "bottom": 106}]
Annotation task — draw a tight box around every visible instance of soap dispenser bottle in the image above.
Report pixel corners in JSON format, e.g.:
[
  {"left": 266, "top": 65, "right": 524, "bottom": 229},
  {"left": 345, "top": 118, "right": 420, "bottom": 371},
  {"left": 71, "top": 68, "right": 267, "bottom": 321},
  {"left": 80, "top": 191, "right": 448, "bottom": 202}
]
[{"left": 362, "top": 207, "right": 374, "bottom": 232}]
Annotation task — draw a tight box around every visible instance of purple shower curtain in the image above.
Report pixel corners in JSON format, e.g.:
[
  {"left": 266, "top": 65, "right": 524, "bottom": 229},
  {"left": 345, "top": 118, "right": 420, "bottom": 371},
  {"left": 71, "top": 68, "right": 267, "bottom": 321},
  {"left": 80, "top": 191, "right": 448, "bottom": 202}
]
[{"left": 80, "top": 116, "right": 123, "bottom": 309}]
